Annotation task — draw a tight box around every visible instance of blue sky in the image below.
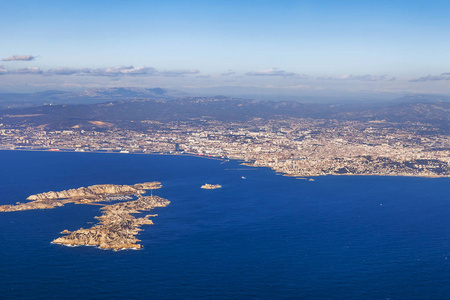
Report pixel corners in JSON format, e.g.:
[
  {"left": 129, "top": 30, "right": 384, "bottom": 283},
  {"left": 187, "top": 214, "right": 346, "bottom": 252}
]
[{"left": 1, "top": 0, "right": 450, "bottom": 97}]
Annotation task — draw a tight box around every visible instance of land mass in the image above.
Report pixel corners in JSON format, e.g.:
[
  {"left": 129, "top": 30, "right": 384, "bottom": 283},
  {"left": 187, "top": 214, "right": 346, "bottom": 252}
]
[
  {"left": 0, "top": 182, "right": 170, "bottom": 250},
  {"left": 0, "top": 95, "right": 449, "bottom": 178},
  {"left": 53, "top": 195, "right": 169, "bottom": 250}
]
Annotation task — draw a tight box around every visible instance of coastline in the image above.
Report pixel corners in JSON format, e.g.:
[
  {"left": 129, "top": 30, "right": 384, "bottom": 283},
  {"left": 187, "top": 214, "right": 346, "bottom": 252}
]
[{"left": 1, "top": 147, "right": 449, "bottom": 179}]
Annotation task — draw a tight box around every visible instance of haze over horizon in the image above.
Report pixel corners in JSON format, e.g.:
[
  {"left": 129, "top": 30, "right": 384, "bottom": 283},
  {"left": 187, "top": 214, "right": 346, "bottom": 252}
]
[{"left": 2, "top": 0, "right": 450, "bottom": 99}]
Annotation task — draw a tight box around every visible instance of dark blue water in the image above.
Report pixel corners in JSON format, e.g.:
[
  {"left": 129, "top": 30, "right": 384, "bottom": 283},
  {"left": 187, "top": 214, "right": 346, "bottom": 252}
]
[{"left": 1, "top": 150, "right": 450, "bottom": 299}]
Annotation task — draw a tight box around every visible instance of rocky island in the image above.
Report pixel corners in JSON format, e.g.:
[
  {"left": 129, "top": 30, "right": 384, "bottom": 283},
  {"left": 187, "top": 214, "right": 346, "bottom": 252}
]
[
  {"left": 201, "top": 184, "right": 222, "bottom": 189},
  {"left": 0, "top": 182, "right": 170, "bottom": 250}
]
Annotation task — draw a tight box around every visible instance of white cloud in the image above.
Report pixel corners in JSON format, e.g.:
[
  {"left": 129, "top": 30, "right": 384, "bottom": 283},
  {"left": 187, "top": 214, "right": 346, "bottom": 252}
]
[
  {"left": 2, "top": 55, "right": 37, "bottom": 61},
  {"left": 0, "top": 65, "right": 201, "bottom": 77},
  {"left": 10, "top": 67, "right": 43, "bottom": 75},
  {"left": 245, "top": 68, "right": 301, "bottom": 77},
  {"left": 158, "top": 69, "right": 200, "bottom": 77},
  {"left": 45, "top": 68, "right": 80, "bottom": 76},
  {"left": 410, "top": 73, "right": 450, "bottom": 82},
  {"left": 88, "top": 66, "right": 158, "bottom": 76},
  {"left": 318, "top": 74, "right": 395, "bottom": 81}
]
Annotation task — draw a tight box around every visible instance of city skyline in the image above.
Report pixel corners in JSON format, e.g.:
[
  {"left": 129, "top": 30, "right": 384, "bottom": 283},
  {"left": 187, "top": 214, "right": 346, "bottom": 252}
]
[{"left": 2, "top": 0, "right": 450, "bottom": 97}]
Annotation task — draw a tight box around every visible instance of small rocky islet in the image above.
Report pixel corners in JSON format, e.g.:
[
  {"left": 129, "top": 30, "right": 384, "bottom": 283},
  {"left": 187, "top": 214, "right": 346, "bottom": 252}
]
[
  {"left": 201, "top": 184, "right": 222, "bottom": 189},
  {"left": 0, "top": 182, "right": 170, "bottom": 251}
]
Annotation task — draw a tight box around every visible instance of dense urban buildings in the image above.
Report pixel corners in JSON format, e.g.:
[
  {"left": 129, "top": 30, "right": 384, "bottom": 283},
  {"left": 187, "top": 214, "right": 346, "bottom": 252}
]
[{"left": 1, "top": 114, "right": 449, "bottom": 177}]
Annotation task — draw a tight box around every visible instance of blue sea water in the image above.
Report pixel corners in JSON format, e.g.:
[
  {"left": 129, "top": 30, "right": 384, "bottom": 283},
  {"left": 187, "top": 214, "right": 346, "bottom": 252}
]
[{"left": 0, "top": 150, "right": 450, "bottom": 299}]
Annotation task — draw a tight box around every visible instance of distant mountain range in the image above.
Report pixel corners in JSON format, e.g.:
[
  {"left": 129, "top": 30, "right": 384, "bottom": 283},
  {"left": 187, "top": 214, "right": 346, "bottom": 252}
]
[
  {"left": 0, "top": 87, "right": 187, "bottom": 108},
  {"left": 1, "top": 87, "right": 450, "bottom": 109},
  {"left": 394, "top": 94, "right": 450, "bottom": 104},
  {"left": 1, "top": 95, "right": 449, "bottom": 132}
]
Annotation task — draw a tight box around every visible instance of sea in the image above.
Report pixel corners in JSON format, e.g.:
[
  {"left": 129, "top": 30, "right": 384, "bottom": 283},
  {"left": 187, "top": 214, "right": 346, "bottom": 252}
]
[{"left": 1, "top": 150, "right": 450, "bottom": 299}]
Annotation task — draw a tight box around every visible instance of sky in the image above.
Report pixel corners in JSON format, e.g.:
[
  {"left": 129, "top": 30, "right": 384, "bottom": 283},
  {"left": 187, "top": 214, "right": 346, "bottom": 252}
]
[{"left": 1, "top": 0, "right": 450, "bottom": 99}]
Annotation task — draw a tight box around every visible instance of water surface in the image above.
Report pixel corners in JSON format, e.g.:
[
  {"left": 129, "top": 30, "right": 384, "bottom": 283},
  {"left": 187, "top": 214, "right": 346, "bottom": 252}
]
[{"left": 1, "top": 150, "right": 449, "bottom": 299}]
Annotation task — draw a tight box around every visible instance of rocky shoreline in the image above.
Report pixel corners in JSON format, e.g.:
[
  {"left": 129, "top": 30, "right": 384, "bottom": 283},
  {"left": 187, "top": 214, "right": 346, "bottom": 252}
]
[
  {"left": 0, "top": 182, "right": 169, "bottom": 250},
  {"left": 0, "top": 182, "right": 161, "bottom": 212},
  {"left": 53, "top": 195, "right": 169, "bottom": 250}
]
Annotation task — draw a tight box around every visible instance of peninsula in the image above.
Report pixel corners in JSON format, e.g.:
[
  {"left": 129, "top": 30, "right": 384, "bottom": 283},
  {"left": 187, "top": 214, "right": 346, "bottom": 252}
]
[{"left": 0, "top": 182, "right": 170, "bottom": 250}]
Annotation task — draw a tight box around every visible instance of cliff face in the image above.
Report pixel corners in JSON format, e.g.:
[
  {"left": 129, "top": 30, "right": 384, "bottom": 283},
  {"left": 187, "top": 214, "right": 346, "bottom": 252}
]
[{"left": 0, "top": 182, "right": 161, "bottom": 212}]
